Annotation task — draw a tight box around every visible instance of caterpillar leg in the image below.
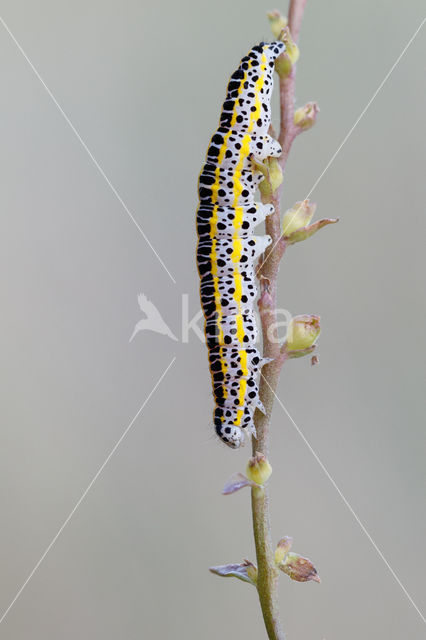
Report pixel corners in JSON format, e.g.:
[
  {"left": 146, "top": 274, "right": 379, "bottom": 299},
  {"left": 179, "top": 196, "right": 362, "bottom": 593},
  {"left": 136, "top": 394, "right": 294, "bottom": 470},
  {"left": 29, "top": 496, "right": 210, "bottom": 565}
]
[
  {"left": 252, "top": 234, "right": 273, "bottom": 259},
  {"left": 251, "top": 134, "right": 282, "bottom": 161},
  {"left": 256, "top": 398, "right": 267, "bottom": 414}
]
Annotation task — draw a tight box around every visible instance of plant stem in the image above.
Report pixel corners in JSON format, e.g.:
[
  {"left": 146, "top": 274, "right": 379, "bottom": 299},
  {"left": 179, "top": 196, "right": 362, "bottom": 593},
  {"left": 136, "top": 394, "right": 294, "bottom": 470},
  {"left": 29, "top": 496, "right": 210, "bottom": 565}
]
[
  {"left": 251, "top": 2, "right": 307, "bottom": 638},
  {"left": 251, "top": 485, "right": 284, "bottom": 639}
]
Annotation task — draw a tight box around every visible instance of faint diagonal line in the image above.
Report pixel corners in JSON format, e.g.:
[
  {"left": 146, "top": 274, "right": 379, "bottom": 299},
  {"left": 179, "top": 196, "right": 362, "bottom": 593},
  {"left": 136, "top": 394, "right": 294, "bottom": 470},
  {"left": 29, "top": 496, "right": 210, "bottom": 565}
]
[
  {"left": 0, "top": 356, "right": 176, "bottom": 626},
  {"left": 0, "top": 16, "right": 176, "bottom": 285},
  {"left": 263, "top": 16, "right": 426, "bottom": 268},
  {"left": 303, "top": 16, "right": 425, "bottom": 199},
  {"left": 261, "top": 373, "right": 426, "bottom": 625}
]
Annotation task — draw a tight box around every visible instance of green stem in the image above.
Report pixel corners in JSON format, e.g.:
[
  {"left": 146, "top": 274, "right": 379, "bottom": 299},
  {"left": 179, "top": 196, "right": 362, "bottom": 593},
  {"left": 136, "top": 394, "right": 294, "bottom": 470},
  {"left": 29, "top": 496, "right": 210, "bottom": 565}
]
[{"left": 251, "top": 486, "right": 284, "bottom": 640}]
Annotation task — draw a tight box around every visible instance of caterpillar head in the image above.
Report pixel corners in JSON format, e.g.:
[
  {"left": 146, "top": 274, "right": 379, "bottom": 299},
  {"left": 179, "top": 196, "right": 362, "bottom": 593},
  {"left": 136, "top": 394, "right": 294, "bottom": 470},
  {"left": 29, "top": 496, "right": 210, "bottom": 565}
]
[
  {"left": 214, "top": 416, "right": 244, "bottom": 449},
  {"left": 251, "top": 41, "right": 285, "bottom": 63}
]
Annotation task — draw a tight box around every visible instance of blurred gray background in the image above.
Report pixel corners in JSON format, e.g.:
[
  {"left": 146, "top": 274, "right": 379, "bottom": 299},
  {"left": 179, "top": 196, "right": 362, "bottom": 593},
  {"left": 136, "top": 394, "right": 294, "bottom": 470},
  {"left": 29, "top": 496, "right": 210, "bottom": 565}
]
[{"left": 0, "top": 1, "right": 425, "bottom": 638}]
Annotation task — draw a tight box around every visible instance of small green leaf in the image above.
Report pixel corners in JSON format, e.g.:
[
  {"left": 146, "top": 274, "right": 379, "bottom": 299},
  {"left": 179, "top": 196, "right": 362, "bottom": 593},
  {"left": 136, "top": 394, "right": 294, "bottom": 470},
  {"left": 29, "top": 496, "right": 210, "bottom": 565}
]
[
  {"left": 285, "top": 218, "right": 338, "bottom": 245},
  {"left": 286, "top": 345, "right": 316, "bottom": 359}
]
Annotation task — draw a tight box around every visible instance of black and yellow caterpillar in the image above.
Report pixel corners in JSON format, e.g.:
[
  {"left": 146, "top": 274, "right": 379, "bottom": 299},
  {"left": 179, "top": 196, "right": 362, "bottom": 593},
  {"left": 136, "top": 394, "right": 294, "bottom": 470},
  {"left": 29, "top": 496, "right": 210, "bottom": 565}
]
[{"left": 196, "top": 41, "right": 285, "bottom": 448}]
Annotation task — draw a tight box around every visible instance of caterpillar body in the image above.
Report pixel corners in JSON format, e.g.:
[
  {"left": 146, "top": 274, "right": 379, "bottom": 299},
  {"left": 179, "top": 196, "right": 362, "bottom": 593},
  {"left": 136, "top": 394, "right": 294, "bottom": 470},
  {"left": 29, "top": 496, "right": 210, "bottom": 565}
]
[{"left": 196, "top": 41, "right": 285, "bottom": 449}]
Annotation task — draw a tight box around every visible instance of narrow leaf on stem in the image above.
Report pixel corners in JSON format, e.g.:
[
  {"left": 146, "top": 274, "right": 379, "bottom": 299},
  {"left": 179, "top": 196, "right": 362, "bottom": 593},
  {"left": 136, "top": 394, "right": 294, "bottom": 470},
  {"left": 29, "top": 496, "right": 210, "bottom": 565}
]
[
  {"left": 209, "top": 560, "right": 258, "bottom": 586},
  {"left": 222, "top": 472, "right": 255, "bottom": 495}
]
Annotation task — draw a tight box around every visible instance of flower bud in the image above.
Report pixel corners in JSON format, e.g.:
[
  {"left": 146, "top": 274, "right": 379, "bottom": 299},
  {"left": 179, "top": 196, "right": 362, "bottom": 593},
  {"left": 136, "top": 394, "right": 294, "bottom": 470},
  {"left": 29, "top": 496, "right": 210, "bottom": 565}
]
[
  {"left": 275, "top": 28, "right": 299, "bottom": 78},
  {"left": 282, "top": 200, "right": 316, "bottom": 237},
  {"left": 294, "top": 102, "right": 319, "bottom": 130},
  {"left": 268, "top": 157, "right": 283, "bottom": 192},
  {"left": 258, "top": 157, "right": 283, "bottom": 198},
  {"left": 267, "top": 10, "right": 288, "bottom": 39},
  {"left": 279, "top": 552, "right": 320, "bottom": 583},
  {"left": 274, "top": 536, "right": 293, "bottom": 565},
  {"left": 246, "top": 452, "right": 272, "bottom": 485},
  {"left": 286, "top": 315, "right": 321, "bottom": 351}
]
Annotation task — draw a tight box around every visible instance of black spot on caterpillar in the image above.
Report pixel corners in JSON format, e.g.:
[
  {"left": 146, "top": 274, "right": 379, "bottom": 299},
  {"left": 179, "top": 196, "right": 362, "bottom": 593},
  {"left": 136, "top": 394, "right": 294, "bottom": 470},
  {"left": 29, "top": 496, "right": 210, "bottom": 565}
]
[{"left": 196, "top": 41, "right": 285, "bottom": 448}]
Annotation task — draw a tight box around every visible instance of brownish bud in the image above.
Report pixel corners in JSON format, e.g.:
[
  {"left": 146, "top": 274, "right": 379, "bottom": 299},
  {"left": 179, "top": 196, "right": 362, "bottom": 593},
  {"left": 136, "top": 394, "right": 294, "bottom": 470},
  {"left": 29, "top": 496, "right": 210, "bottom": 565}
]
[{"left": 279, "top": 552, "right": 321, "bottom": 583}]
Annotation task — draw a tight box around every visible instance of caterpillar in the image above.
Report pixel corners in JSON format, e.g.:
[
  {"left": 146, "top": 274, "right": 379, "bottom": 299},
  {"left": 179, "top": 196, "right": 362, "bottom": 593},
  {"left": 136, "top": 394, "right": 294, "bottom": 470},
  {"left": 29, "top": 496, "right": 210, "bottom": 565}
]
[{"left": 196, "top": 41, "right": 285, "bottom": 449}]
